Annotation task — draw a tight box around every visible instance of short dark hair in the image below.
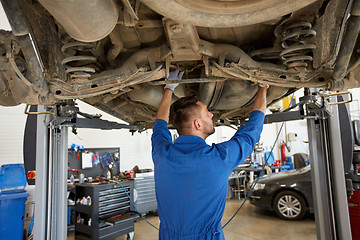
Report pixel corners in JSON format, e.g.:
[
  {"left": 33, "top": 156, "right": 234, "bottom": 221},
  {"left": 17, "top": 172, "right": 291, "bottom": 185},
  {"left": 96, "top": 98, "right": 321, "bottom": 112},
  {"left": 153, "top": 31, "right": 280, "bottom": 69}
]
[{"left": 169, "top": 96, "right": 200, "bottom": 134}]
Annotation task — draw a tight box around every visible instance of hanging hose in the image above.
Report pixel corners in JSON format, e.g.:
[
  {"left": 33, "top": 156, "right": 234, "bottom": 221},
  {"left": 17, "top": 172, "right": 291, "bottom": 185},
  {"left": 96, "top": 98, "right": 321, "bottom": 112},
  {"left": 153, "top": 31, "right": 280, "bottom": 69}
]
[
  {"left": 222, "top": 93, "right": 295, "bottom": 229},
  {"left": 117, "top": 182, "right": 159, "bottom": 230}
]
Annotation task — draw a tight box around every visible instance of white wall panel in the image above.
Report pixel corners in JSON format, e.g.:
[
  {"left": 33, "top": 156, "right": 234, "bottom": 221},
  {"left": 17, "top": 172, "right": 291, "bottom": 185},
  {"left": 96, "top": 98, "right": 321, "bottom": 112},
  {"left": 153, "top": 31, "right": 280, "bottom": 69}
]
[
  {"left": 0, "top": 105, "right": 27, "bottom": 166},
  {"left": 68, "top": 127, "right": 154, "bottom": 171},
  {"left": 0, "top": 3, "right": 11, "bottom": 30},
  {"left": 68, "top": 101, "right": 157, "bottom": 171},
  {"left": 350, "top": 88, "right": 360, "bottom": 120},
  {"left": 4, "top": 87, "right": 360, "bottom": 170}
]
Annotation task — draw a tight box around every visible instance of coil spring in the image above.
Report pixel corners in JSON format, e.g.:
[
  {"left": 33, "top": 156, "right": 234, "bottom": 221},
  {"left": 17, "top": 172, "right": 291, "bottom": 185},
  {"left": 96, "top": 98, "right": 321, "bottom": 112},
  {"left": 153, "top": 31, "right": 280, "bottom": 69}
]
[
  {"left": 250, "top": 47, "right": 282, "bottom": 61},
  {"left": 61, "top": 38, "right": 98, "bottom": 79},
  {"left": 277, "top": 21, "right": 316, "bottom": 68}
]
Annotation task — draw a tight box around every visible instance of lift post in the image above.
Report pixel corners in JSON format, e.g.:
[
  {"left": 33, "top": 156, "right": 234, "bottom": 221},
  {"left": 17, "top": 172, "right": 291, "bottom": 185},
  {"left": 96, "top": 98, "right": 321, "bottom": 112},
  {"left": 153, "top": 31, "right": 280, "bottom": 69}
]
[
  {"left": 33, "top": 105, "right": 49, "bottom": 240},
  {"left": 32, "top": 103, "right": 139, "bottom": 240},
  {"left": 263, "top": 89, "right": 353, "bottom": 240},
  {"left": 306, "top": 89, "right": 352, "bottom": 240}
]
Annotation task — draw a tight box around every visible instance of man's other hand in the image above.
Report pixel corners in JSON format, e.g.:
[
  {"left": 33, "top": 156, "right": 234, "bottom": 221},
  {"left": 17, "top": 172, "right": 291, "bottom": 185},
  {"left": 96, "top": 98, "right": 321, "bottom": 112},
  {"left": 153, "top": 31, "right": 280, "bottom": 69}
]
[{"left": 165, "top": 69, "right": 184, "bottom": 92}]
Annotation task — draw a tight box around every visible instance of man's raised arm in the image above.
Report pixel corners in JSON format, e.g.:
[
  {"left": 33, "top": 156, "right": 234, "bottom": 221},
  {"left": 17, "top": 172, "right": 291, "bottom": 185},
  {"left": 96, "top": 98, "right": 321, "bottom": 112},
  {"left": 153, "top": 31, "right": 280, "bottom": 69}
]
[
  {"left": 252, "top": 86, "right": 268, "bottom": 114},
  {"left": 155, "top": 69, "right": 183, "bottom": 122},
  {"left": 156, "top": 88, "right": 174, "bottom": 122}
]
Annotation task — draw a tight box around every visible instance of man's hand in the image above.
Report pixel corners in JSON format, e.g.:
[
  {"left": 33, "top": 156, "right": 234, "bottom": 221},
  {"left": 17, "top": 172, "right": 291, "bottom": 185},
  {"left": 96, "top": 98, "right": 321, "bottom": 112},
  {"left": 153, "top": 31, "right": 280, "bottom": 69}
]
[
  {"left": 259, "top": 83, "right": 269, "bottom": 88},
  {"left": 164, "top": 69, "right": 184, "bottom": 92},
  {"left": 252, "top": 86, "right": 267, "bottom": 114}
]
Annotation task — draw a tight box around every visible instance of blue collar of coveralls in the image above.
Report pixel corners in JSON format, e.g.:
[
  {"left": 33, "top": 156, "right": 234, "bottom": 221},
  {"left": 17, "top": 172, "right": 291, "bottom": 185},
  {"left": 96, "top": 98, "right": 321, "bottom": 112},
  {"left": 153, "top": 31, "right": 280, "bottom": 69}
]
[{"left": 174, "top": 134, "right": 208, "bottom": 145}]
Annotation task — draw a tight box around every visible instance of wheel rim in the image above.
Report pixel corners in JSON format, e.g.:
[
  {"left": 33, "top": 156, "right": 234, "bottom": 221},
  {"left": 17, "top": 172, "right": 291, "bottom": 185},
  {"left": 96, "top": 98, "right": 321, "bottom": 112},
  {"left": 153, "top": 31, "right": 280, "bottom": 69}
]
[{"left": 277, "top": 194, "right": 302, "bottom": 218}]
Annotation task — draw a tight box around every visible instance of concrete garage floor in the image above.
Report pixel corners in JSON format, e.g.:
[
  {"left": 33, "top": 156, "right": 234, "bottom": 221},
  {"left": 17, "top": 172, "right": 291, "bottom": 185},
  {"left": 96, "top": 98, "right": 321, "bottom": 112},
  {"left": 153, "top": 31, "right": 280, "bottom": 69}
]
[{"left": 68, "top": 200, "right": 317, "bottom": 240}]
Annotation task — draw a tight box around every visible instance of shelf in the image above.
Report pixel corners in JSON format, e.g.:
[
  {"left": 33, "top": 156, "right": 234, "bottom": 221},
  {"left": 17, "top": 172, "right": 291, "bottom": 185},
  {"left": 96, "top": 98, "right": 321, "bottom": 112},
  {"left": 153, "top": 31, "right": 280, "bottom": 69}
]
[
  {"left": 98, "top": 222, "right": 134, "bottom": 238},
  {"left": 75, "top": 223, "right": 92, "bottom": 235},
  {"left": 75, "top": 203, "right": 92, "bottom": 214},
  {"left": 103, "top": 212, "right": 139, "bottom": 226}
]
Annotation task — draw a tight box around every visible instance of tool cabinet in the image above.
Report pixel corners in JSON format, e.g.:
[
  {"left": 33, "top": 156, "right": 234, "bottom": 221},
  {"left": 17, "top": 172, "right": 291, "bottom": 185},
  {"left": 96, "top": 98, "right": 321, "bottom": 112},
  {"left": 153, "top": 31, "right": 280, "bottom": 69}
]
[
  {"left": 75, "top": 180, "right": 138, "bottom": 240},
  {"left": 134, "top": 172, "right": 157, "bottom": 214}
]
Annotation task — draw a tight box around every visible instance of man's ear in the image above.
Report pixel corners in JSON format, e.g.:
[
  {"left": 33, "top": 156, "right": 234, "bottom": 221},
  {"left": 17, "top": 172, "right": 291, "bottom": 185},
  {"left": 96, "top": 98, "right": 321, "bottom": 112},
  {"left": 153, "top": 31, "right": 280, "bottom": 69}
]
[{"left": 194, "top": 118, "right": 201, "bottom": 131}]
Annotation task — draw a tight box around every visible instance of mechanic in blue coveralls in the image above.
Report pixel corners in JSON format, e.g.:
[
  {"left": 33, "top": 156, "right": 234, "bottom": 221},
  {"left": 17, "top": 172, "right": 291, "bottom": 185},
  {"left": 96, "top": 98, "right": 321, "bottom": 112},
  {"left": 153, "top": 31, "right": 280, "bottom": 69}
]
[{"left": 151, "top": 70, "right": 267, "bottom": 240}]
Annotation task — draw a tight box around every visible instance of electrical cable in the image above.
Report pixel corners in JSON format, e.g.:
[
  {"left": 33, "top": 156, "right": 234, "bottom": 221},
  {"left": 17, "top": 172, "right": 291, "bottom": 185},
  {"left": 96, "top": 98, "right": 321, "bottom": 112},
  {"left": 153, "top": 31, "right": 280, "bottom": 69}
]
[
  {"left": 222, "top": 93, "right": 295, "bottom": 229},
  {"left": 222, "top": 121, "right": 285, "bottom": 228},
  {"left": 117, "top": 182, "right": 160, "bottom": 230}
]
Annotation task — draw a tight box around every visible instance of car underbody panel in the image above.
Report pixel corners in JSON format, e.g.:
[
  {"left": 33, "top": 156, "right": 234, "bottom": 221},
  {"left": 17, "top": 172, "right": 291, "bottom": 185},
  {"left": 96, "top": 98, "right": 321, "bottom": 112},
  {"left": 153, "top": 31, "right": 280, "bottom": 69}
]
[{"left": 0, "top": 0, "right": 359, "bottom": 129}]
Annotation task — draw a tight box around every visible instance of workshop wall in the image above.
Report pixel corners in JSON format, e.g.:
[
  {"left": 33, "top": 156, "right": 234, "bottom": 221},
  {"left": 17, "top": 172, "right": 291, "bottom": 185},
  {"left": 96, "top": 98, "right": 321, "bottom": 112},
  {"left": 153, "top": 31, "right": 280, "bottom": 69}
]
[
  {"left": 0, "top": 2, "right": 24, "bottom": 166},
  {"left": 279, "top": 120, "right": 309, "bottom": 157},
  {"left": 209, "top": 117, "right": 309, "bottom": 161},
  {"left": 263, "top": 94, "right": 310, "bottom": 160},
  {"left": 208, "top": 89, "right": 310, "bottom": 161},
  {"left": 350, "top": 88, "right": 360, "bottom": 120},
  {"left": 68, "top": 101, "right": 157, "bottom": 171},
  {"left": 0, "top": 100, "right": 309, "bottom": 168},
  {"left": 0, "top": 104, "right": 27, "bottom": 166},
  {"left": 0, "top": 5, "right": 10, "bottom": 30},
  {"left": 1, "top": 88, "right": 359, "bottom": 170},
  {"left": 68, "top": 127, "right": 155, "bottom": 172}
]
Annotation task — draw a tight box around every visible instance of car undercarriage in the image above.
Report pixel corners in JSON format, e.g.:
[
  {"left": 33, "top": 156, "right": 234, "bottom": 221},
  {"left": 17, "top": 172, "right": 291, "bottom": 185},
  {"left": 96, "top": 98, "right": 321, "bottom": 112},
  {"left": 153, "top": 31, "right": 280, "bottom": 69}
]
[{"left": 0, "top": 0, "right": 359, "bottom": 129}]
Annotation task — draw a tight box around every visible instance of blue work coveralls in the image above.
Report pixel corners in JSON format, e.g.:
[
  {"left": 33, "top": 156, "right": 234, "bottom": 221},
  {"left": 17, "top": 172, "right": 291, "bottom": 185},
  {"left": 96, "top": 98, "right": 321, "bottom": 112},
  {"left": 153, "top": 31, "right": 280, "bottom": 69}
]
[{"left": 151, "top": 110, "right": 265, "bottom": 240}]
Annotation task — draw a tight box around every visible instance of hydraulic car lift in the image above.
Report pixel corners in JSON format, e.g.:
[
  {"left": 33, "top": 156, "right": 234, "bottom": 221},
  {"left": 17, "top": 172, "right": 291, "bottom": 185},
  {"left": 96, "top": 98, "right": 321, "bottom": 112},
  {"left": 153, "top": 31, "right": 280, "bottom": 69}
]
[
  {"left": 30, "top": 88, "right": 357, "bottom": 240},
  {"left": 264, "top": 88, "right": 358, "bottom": 240},
  {"left": 30, "top": 102, "right": 139, "bottom": 240}
]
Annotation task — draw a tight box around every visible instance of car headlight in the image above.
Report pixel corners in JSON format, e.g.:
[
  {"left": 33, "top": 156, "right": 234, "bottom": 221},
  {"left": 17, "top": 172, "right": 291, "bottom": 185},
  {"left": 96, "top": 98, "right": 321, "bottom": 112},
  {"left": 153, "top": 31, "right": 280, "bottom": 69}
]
[{"left": 253, "top": 183, "right": 266, "bottom": 191}]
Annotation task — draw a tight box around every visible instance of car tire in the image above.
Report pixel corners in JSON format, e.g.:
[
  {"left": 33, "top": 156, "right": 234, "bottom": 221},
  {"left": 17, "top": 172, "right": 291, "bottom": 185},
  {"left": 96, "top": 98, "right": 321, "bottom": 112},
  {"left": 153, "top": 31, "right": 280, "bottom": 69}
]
[
  {"left": 273, "top": 190, "right": 307, "bottom": 220},
  {"left": 141, "top": 0, "right": 316, "bottom": 28}
]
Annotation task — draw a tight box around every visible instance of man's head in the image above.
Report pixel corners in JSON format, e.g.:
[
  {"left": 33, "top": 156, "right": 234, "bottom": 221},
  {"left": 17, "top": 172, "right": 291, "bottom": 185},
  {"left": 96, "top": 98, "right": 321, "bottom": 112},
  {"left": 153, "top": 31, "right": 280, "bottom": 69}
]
[{"left": 169, "top": 96, "right": 215, "bottom": 139}]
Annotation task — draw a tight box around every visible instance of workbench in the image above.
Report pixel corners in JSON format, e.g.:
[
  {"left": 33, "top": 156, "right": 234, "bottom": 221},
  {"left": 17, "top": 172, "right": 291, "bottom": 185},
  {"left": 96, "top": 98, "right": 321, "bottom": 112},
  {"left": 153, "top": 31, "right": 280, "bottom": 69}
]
[{"left": 228, "top": 174, "right": 247, "bottom": 200}]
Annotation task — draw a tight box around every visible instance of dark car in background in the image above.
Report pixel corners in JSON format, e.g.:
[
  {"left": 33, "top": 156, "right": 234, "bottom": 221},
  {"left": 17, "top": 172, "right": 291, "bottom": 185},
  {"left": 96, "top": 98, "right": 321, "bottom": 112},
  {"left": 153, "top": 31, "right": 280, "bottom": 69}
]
[{"left": 250, "top": 165, "right": 313, "bottom": 220}]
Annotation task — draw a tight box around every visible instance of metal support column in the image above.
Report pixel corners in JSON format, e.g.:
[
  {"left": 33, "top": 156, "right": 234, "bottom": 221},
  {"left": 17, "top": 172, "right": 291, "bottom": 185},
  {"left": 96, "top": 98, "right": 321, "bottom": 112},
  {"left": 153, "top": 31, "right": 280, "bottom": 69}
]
[
  {"left": 34, "top": 108, "right": 69, "bottom": 240},
  {"left": 307, "top": 113, "right": 335, "bottom": 240},
  {"left": 306, "top": 93, "right": 352, "bottom": 240},
  {"left": 34, "top": 106, "right": 49, "bottom": 240},
  {"left": 49, "top": 124, "right": 68, "bottom": 240},
  {"left": 263, "top": 90, "right": 353, "bottom": 239},
  {"left": 327, "top": 97, "right": 352, "bottom": 240}
]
